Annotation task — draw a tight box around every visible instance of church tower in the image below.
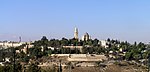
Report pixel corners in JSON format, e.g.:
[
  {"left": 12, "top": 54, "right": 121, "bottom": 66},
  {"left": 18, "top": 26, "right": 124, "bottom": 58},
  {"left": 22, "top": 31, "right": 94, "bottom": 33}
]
[{"left": 74, "top": 27, "right": 78, "bottom": 39}]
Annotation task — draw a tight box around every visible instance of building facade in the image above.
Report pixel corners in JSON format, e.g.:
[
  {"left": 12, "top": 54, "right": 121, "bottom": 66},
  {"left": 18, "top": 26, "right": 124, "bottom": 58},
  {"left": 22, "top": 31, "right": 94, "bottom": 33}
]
[{"left": 82, "top": 32, "right": 90, "bottom": 41}]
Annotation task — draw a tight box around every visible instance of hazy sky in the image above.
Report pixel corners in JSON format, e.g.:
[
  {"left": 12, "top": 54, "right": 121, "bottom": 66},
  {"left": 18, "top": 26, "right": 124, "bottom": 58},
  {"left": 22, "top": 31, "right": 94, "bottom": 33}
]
[{"left": 0, "top": 0, "right": 150, "bottom": 43}]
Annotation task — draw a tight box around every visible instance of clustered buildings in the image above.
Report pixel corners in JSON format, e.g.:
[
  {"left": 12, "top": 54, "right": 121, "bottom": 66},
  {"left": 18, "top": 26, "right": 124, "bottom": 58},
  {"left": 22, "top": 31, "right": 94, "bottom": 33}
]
[
  {"left": 73, "top": 27, "right": 108, "bottom": 47},
  {"left": 74, "top": 27, "right": 91, "bottom": 41},
  {"left": 0, "top": 27, "right": 109, "bottom": 51},
  {"left": 0, "top": 27, "right": 144, "bottom": 71},
  {"left": 0, "top": 27, "right": 110, "bottom": 56},
  {"left": 62, "top": 27, "right": 109, "bottom": 53}
]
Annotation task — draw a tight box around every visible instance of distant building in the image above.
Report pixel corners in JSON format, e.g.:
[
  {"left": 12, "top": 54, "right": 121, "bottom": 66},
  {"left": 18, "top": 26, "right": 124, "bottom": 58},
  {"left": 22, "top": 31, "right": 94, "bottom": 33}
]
[
  {"left": 9, "top": 41, "right": 34, "bottom": 54},
  {"left": 82, "top": 32, "right": 90, "bottom": 41},
  {"left": 73, "top": 27, "right": 91, "bottom": 41},
  {"left": 74, "top": 27, "right": 78, "bottom": 39},
  {"left": 67, "top": 54, "right": 107, "bottom": 62},
  {"left": 0, "top": 41, "right": 24, "bottom": 48},
  {"left": 63, "top": 46, "right": 83, "bottom": 52},
  {"left": 99, "top": 40, "right": 109, "bottom": 48},
  {"left": 48, "top": 47, "right": 55, "bottom": 50},
  {"left": 63, "top": 46, "right": 83, "bottom": 49},
  {"left": 21, "top": 42, "right": 34, "bottom": 54}
]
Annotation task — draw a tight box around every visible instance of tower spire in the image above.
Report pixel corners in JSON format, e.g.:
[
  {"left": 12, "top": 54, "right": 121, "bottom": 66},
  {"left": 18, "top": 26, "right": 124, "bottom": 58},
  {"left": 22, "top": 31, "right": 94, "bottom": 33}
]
[{"left": 74, "top": 27, "right": 78, "bottom": 39}]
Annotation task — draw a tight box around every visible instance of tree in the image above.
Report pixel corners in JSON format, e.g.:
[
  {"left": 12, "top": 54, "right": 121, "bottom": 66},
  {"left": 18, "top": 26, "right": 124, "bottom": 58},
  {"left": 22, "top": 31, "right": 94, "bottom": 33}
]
[
  {"left": 148, "top": 53, "right": 150, "bottom": 72},
  {"left": 40, "top": 66, "right": 57, "bottom": 72},
  {"left": 46, "top": 49, "right": 52, "bottom": 56},
  {"left": 14, "top": 63, "right": 22, "bottom": 72},
  {"left": 23, "top": 56, "right": 30, "bottom": 62},
  {"left": 93, "top": 39, "right": 99, "bottom": 46},
  {"left": 41, "top": 36, "right": 48, "bottom": 41},
  {"left": 125, "top": 52, "right": 133, "bottom": 60},
  {"left": 29, "top": 47, "right": 43, "bottom": 58},
  {"left": 61, "top": 38, "right": 69, "bottom": 46},
  {"left": 107, "top": 38, "right": 110, "bottom": 42},
  {"left": 82, "top": 47, "right": 88, "bottom": 54},
  {"left": 69, "top": 38, "right": 79, "bottom": 46},
  {"left": 27, "top": 63, "right": 41, "bottom": 72},
  {"left": 0, "top": 65, "right": 13, "bottom": 72}
]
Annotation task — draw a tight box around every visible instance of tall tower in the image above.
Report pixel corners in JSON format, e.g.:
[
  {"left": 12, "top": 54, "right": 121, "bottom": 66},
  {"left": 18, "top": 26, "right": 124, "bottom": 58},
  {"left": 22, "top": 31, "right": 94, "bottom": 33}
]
[
  {"left": 74, "top": 27, "right": 78, "bottom": 39},
  {"left": 19, "top": 36, "right": 21, "bottom": 42}
]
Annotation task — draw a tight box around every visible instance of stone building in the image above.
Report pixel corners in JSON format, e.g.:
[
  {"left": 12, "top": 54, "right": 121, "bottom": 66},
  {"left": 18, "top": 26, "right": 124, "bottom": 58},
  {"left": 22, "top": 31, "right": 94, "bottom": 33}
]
[
  {"left": 74, "top": 27, "right": 78, "bottom": 39},
  {"left": 82, "top": 32, "right": 90, "bottom": 41}
]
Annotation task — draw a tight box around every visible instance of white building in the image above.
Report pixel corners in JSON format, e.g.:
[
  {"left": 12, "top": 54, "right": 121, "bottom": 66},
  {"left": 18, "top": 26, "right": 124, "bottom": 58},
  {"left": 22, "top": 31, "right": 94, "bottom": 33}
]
[
  {"left": 21, "top": 42, "right": 34, "bottom": 54},
  {"left": 0, "top": 41, "right": 25, "bottom": 48},
  {"left": 82, "top": 32, "right": 91, "bottom": 41},
  {"left": 99, "top": 40, "right": 109, "bottom": 48},
  {"left": 74, "top": 27, "right": 78, "bottom": 39}
]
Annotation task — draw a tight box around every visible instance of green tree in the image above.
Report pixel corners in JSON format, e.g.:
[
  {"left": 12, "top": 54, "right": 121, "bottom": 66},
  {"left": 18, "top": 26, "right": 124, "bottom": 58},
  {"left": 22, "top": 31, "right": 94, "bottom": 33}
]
[
  {"left": 61, "top": 38, "right": 69, "bottom": 46},
  {"left": 41, "top": 36, "right": 48, "bottom": 41},
  {"left": 27, "top": 63, "right": 41, "bottom": 72},
  {"left": 15, "top": 63, "right": 22, "bottom": 72},
  {"left": 93, "top": 39, "right": 99, "bottom": 46},
  {"left": 125, "top": 52, "right": 133, "bottom": 60},
  {"left": 0, "top": 65, "right": 13, "bottom": 72},
  {"left": 29, "top": 47, "right": 43, "bottom": 58},
  {"left": 46, "top": 49, "right": 52, "bottom": 56}
]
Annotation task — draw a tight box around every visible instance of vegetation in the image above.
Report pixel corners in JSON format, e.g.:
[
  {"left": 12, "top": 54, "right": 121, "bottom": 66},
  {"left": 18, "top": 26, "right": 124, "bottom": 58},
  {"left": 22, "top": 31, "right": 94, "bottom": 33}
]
[{"left": 0, "top": 36, "right": 150, "bottom": 71}]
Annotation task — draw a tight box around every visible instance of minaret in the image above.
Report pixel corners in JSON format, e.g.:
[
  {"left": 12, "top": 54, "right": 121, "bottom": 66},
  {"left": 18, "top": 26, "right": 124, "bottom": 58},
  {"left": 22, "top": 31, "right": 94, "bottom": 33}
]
[{"left": 74, "top": 27, "right": 78, "bottom": 39}]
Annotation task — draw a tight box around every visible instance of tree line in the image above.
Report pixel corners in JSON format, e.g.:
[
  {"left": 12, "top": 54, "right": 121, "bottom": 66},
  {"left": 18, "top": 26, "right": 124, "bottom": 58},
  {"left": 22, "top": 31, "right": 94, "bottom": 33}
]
[{"left": 1, "top": 36, "right": 150, "bottom": 71}]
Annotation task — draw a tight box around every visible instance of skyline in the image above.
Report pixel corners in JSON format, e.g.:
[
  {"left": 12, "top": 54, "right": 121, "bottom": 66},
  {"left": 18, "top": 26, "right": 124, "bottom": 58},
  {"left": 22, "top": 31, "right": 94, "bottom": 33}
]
[{"left": 0, "top": 0, "right": 150, "bottom": 43}]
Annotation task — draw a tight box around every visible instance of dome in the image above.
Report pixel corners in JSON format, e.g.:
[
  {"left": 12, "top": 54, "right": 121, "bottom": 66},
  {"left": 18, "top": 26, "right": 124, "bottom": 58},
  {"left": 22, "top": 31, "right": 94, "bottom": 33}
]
[
  {"left": 82, "top": 32, "right": 90, "bottom": 41},
  {"left": 85, "top": 32, "right": 89, "bottom": 36}
]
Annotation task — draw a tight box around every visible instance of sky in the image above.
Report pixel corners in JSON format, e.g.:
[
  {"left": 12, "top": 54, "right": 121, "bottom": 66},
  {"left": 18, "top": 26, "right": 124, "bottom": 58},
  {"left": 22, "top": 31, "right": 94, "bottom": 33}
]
[{"left": 0, "top": 0, "right": 150, "bottom": 43}]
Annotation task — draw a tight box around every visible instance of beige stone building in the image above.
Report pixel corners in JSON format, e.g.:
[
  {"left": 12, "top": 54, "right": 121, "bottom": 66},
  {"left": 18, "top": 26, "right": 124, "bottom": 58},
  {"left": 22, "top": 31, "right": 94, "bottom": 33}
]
[
  {"left": 74, "top": 27, "right": 78, "bottom": 39},
  {"left": 82, "top": 32, "right": 91, "bottom": 41}
]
